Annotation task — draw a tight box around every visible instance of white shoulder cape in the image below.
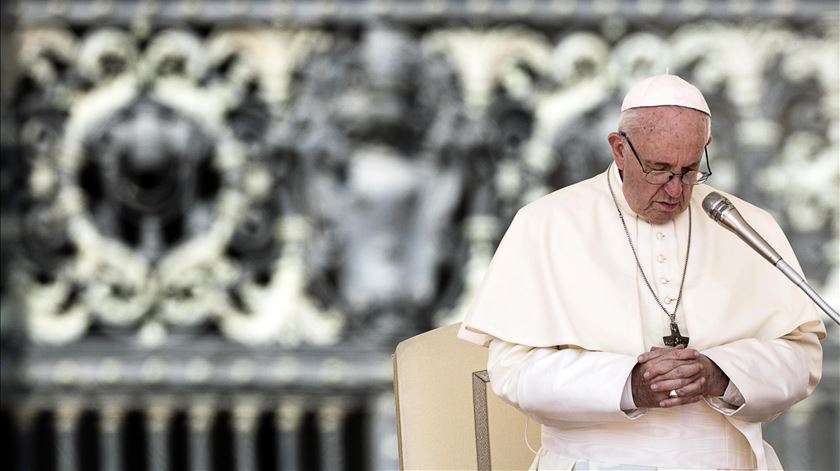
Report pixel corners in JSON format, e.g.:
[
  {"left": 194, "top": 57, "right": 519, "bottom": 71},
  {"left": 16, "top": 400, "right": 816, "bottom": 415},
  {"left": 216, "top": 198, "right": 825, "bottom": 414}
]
[{"left": 459, "top": 168, "right": 826, "bottom": 353}]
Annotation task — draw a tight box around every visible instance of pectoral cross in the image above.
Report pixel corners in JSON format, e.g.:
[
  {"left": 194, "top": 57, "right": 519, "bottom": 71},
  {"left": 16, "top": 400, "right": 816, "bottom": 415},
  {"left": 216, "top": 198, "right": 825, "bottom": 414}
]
[{"left": 663, "top": 321, "right": 689, "bottom": 347}]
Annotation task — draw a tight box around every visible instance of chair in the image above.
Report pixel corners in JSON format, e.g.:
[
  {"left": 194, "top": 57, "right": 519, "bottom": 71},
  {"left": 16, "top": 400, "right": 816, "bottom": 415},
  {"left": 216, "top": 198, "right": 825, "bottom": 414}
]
[{"left": 393, "top": 322, "right": 541, "bottom": 470}]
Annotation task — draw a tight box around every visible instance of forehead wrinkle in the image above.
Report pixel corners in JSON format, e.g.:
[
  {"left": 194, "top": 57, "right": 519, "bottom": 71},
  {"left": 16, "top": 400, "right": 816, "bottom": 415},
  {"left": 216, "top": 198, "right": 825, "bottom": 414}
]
[
  {"left": 631, "top": 108, "right": 707, "bottom": 167},
  {"left": 638, "top": 108, "right": 706, "bottom": 136}
]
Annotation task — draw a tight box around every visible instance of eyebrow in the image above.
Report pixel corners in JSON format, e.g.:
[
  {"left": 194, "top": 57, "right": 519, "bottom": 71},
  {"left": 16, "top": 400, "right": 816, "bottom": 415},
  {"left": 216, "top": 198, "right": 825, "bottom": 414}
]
[{"left": 644, "top": 159, "right": 701, "bottom": 172}]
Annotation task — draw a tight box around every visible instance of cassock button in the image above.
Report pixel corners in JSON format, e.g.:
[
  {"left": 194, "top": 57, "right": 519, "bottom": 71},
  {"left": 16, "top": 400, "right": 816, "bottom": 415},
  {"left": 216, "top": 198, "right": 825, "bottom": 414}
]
[
  {"left": 656, "top": 232, "right": 665, "bottom": 240},
  {"left": 657, "top": 255, "right": 667, "bottom": 263},
  {"left": 664, "top": 297, "right": 674, "bottom": 304},
  {"left": 660, "top": 278, "right": 670, "bottom": 284}
]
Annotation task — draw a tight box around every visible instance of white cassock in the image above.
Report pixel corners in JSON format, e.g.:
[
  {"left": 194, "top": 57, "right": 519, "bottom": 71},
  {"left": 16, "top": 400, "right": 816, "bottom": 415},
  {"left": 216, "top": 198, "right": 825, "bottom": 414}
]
[{"left": 458, "top": 165, "right": 825, "bottom": 470}]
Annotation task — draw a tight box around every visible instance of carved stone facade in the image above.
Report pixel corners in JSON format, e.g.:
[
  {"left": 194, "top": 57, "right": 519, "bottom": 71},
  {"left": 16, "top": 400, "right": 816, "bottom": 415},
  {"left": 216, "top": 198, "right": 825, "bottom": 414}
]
[{"left": 1, "top": 1, "right": 837, "bottom": 470}]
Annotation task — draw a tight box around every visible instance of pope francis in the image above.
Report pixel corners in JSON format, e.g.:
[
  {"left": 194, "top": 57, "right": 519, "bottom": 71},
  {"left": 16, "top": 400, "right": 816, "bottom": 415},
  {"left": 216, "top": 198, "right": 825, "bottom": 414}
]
[{"left": 458, "top": 74, "right": 825, "bottom": 470}]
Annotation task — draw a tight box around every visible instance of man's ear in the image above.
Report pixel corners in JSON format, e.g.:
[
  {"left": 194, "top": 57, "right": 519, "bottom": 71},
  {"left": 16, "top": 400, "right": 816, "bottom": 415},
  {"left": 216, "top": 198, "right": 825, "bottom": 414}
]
[{"left": 607, "top": 132, "right": 625, "bottom": 170}]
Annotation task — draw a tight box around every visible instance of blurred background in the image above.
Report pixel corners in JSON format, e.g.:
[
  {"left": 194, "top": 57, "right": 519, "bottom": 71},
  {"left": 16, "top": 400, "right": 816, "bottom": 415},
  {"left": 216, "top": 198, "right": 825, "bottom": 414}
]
[{"left": 0, "top": 1, "right": 837, "bottom": 470}]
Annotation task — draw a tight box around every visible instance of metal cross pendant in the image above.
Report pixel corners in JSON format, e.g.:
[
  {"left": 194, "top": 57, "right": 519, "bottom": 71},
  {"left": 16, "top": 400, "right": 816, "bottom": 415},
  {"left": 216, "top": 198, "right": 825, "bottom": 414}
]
[{"left": 663, "top": 322, "right": 689, "bottom": 347}]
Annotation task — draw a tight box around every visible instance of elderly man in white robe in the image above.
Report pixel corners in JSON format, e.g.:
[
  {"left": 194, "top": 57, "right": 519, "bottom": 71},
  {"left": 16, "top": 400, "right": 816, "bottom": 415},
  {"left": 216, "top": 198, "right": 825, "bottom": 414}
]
[{"left": 458, "top": 74, "right": 825, "bottom": 470}]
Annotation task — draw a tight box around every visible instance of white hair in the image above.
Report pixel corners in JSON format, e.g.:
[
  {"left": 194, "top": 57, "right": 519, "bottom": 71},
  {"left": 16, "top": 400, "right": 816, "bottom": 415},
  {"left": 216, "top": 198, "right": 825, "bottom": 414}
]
[{"left": 617, "top": 107, "right": 711, "bottom": 141}]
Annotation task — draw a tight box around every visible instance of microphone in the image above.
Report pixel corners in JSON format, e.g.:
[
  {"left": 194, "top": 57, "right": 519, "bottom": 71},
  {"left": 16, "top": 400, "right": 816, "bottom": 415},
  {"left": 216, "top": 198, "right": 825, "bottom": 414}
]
[
  {"left": 702, "top": 192, "right": 782, "bottom": 264},
  {"left": 702, "top": 192, "right": 839, "bottom": 324}
]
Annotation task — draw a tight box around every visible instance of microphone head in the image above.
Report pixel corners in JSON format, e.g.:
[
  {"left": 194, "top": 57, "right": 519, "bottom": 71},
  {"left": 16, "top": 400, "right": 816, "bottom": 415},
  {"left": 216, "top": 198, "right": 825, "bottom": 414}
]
[
  {"left": 702, "top": 192, "right": 733, "bottom": 221},
  {"left": 702, "top": 191, "right": 783, "bottom": 264}
]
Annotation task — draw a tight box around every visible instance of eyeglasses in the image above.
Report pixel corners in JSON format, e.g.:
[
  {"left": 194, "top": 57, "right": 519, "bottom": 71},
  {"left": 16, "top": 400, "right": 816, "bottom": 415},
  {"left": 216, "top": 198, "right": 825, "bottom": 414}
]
[{"left": 620, "top": 131, "right": 712, "bottom": 186}]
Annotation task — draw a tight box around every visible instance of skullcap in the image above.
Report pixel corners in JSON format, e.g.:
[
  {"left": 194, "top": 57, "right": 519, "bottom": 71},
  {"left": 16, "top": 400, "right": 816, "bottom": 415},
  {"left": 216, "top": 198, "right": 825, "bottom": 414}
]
[{"left": 621, "top": 74, "right": 711, "bottom": 117}]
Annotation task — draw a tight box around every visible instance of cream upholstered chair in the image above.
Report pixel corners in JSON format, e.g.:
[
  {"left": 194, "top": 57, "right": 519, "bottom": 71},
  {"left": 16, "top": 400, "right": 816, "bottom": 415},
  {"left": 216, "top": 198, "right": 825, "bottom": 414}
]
[{"left": 393, "top": 322, "right": 541, "bottom": 470}]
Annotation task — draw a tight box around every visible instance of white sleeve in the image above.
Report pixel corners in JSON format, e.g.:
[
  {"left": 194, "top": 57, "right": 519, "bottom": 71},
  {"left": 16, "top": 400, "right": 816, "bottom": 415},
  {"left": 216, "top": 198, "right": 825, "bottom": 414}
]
[
  {"left": 700, "top": 329, "right": 822, "bottom": 422},
  {"left": 487, "top": 339, "right": 646, "bottom": 427}
]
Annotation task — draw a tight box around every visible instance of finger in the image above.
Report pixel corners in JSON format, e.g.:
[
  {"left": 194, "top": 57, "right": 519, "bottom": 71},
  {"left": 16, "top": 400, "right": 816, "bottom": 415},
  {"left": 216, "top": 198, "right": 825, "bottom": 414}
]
[
  {"left": 638, "top": 346, "right": 697, "bottom": 364},
  {"left": 655, "top": 348, "right": 699, "bottom": 362},
  {"left": 640, "top": 353, "right": 699, "bottom": 376},
  {"left": 674, "top": 377, "right": 706, "bottom": 398},
  {"left": 649, "top": 375, "right": 699, "bottom": 393},
  {"left": 652, "top": 377, "right": 705, "bottom": 397},
  {"left": 647, "top": 362, "right": 704, "bottom": 383},
  {"left": 659, "top": 393, "right": 703, "bottom": 408},
  {"left": 642, "top": 359, "right": 701, "bottom": 380},
  {"left": 637, "top": 345, "right": 683, "bottom": 363},
  {"left": 638, "top": 345, "right": 684, "bottom": 363}
]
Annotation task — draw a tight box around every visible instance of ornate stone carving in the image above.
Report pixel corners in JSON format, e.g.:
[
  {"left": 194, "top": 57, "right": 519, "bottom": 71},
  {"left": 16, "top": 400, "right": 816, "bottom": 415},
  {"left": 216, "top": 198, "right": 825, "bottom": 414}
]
[{"left": 4, "top": 13, "right": 838, "bottom": 346}]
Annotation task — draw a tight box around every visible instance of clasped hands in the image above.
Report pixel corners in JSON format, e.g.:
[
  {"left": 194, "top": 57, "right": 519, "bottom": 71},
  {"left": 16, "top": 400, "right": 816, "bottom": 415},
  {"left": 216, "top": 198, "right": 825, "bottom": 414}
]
[{"left": 631, "top": 346, "right": 729, "bottom": 409}]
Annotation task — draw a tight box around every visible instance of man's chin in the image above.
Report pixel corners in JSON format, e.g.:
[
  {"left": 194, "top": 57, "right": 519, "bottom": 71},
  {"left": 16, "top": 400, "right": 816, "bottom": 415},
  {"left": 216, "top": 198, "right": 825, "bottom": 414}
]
[{"left": 644, "top": 209, "right": 680, "bottom": 225}]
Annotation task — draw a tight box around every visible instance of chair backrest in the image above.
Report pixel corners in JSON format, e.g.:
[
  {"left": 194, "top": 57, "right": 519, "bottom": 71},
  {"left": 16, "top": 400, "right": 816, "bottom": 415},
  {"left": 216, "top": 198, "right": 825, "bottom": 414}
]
[{"left": 392, "top": 323, "right": 541, "bottom": 470}]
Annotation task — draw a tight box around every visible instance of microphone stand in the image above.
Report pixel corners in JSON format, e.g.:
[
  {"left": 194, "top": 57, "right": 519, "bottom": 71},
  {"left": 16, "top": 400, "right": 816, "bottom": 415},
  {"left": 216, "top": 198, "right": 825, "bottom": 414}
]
[{"left": 774, "top": 260, "right": 840, "bottom": 326}]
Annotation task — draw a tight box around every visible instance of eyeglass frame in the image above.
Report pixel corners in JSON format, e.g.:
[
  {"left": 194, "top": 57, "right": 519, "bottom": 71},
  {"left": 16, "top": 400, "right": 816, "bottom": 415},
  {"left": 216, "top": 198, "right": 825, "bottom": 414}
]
[{"left": 619, "top": 131, "right": 712, "bottom": 186}]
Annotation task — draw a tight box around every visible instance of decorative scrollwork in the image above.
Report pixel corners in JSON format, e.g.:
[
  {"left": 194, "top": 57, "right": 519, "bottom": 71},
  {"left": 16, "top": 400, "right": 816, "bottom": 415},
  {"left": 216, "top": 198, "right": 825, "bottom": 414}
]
[{"left": 7, "top": 19, "right": 838, "bottom": 346}]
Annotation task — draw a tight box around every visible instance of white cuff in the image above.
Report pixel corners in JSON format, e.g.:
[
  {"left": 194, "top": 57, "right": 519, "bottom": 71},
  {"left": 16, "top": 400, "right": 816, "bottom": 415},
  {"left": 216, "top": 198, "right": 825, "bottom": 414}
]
[
  {"left": 704, "top": 381, "right": 746, "bottom": 415},
  {"left": 722, "top": 380, "right": 745, "bottom": 406}
]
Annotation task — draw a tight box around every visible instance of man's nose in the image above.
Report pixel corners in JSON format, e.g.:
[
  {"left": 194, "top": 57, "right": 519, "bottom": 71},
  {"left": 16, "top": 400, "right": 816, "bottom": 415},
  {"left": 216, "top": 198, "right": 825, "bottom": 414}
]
[{"left": 663, "top": 175, "right": 684, "bottom": 197}]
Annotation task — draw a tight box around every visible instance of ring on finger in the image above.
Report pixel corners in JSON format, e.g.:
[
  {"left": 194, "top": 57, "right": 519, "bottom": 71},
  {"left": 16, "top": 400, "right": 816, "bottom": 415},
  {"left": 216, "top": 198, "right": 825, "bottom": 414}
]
[{"left": 669, "top": 389, "right": 679, "bottom": 398}]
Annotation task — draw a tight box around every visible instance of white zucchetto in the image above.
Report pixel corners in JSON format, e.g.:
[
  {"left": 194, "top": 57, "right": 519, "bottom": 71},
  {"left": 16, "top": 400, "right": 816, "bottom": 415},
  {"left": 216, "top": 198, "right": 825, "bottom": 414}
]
[{"left": 621, "top": 74, "right": 711, "bottom": 117}]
